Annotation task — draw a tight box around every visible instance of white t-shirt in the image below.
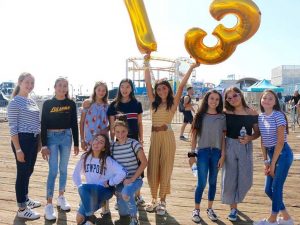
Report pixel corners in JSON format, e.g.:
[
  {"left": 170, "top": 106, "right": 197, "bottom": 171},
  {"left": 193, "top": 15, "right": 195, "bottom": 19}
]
[{"left": 72, "top": 154, "right": 126, "bottom": 188}]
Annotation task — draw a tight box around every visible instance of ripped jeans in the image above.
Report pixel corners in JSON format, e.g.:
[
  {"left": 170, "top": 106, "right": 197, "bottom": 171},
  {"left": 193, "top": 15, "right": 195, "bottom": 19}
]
[{"left": 115, "top": 179, "right": 143, "bottom": 217}]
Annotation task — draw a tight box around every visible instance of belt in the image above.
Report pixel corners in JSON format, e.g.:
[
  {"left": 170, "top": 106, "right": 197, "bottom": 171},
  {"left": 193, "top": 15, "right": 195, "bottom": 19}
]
[{"left": 151, "top": 124, "right": 171, "bottom": 132}]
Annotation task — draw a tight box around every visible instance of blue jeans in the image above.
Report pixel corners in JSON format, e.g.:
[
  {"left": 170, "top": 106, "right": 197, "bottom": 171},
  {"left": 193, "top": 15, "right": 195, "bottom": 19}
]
[
  {"left": 116, "top": 179, "right": 143, "bottom": 217},
  {"left": 12, "top": 133, "right": 39, "bottom": 208},
  {"left": 78, "top": 184, "right": 114, "bottom": 217},
  {"left": 195, "top": 148, "right": 221, "bottom": 204},
  {"left": 265, "top": 143, "right": 293, "bottom": 214},
  {"left": 46, "top": 129, "right": 72, "bottom": 199}
]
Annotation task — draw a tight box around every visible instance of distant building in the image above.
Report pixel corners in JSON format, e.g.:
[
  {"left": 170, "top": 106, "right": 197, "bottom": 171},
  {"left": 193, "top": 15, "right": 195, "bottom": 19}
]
[
  {"left": 215, "top": 77, "right": 258, "bottom": 93},
  {"left": 271, "top": 65, "right": 300, "bottom": 95},
  {"left": 0, "top": 81, "right": 15, "bottom": 97}
]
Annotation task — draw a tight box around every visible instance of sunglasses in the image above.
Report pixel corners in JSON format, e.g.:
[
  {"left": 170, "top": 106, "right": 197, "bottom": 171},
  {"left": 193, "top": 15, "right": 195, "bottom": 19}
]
[{"left": 226, "top": 93, "right": 240, "bottom": 102}]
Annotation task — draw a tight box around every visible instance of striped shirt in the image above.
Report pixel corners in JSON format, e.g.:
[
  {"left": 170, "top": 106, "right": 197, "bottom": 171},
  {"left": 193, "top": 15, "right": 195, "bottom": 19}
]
[
  {"left": 258, "top": 110, "right": 287, "bottom": 147},
  {"left": 111, "top": 138, "right": 142, "bottom": 179},
  {"left": 8, "top": 95, "right": 41, "bottom": 136}
]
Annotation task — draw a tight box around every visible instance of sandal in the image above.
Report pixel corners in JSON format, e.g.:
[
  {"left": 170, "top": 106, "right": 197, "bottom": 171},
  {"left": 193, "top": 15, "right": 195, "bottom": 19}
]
[
  {"left": 145, "top": 201, "right": 158, "bottom": 212},
  {"left": 156, "top": 201, "right": 166, "bottom": 216}
]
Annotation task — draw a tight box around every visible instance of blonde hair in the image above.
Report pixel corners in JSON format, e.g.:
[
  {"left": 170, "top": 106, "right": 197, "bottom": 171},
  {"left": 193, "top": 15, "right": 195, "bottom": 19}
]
[{"left": 12, "top": 72, "right": 34, "bottom": 97}]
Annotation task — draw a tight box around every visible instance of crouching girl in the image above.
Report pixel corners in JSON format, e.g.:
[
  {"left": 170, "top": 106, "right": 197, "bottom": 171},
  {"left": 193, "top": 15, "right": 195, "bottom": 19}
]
[
  {"left": 72, "top": 134, "right": 126, "bottom": 225},
  {"left": 111, "top": 116, "right": 147, "bottom": 225}
]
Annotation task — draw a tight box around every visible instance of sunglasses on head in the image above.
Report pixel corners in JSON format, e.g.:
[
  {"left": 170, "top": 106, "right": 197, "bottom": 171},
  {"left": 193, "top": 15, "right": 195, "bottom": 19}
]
[{"left": 226, "top": 93, "right": 240, "bottom": 102}]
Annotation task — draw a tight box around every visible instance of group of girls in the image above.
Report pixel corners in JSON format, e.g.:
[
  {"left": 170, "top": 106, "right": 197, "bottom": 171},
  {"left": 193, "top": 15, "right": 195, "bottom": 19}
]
[
  {"left": 190, "top": 87, "right": 294, "bottom": 225},
  {"left": 7, "top": 54, "right": 294, "bottom": 225},
  {"left": 7, "top": 54, "right": 199, "bottom": 225}
]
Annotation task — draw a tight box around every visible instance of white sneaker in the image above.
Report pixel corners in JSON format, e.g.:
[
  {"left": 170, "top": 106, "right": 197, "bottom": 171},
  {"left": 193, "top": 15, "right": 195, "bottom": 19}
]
[
  {"left": 17, "top": 206, "right": 40, "bottom": 220},
  {"left": 44, "top": 204, "right": 56, "bottom": 221},
  {"left": 192, "top": 209, "right": 201, "bottom": 223},
  {"left": 253, "top": 219, "right": 278, "bottom": 225},
  {"left": 277, "top": 217, "right": 294, "bottom": 225},
  {"left": 26, "top": 198, "right": 41, "bottom": 209},
  {"left": 57, "top": 196, "right": 71, "bottom": 211}
]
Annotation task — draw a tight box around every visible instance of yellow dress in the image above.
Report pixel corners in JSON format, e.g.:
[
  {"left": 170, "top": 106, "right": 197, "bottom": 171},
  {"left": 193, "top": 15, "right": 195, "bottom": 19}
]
[{"left": 147, "top": 104, "right": 176, "bottom": 199}]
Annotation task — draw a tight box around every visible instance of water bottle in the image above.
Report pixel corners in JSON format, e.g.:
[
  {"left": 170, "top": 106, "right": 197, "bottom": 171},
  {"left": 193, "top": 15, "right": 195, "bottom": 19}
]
[
  {"left": 191, "top": 163, "right": 197, "bottom": 177},
  {"left": 240, "top": 126, "right": 247, "bottom": 137}
]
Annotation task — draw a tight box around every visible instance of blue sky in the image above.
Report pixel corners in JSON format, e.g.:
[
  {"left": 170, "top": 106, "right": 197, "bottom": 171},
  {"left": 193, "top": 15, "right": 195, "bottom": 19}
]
[{"left": 0, "top": 0, "right": 299, "bottom": 95}]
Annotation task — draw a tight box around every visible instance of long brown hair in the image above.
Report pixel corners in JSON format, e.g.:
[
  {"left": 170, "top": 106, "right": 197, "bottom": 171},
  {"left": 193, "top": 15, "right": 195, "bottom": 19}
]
[
  {"left": 259, "top": 89, "right": 289, "bottom": 134},
  {"left": 12, "top": 72, "right": 34, "bottom": 97},
  {"left": 82, "top": 134, "right": 111, "bottom": 175},
  {"left": 91, "top": 81, "right": 108, "bottom": 104},
  {"left": 54, "top": 77, "right": 70, "bottom": 99},
  {"left": 224, "top": 87, "right": 249, "bottom": 112},
  {"left": 152, "top": 80, "right": 174, "bottom": 112},
  {"left": 112, "top": 79, "right": 136, "bottom": 108}
]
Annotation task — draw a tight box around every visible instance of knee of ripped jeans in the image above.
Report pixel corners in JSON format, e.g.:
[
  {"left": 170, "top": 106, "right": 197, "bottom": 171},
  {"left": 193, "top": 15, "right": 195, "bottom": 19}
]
[{"left": 122, "top": 194, "right": 130, "bottom": 202}]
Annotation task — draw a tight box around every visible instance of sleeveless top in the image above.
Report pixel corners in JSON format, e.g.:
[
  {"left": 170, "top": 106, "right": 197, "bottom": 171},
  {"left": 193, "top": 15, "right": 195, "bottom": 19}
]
[{"left": 151, "top": 105, "right": 175, "bottom": 127}]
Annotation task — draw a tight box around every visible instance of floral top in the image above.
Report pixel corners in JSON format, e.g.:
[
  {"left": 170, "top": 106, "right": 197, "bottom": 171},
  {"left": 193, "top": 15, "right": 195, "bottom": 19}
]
[{"left": 83, "top": 102, "right": 109, "bottom": 144}]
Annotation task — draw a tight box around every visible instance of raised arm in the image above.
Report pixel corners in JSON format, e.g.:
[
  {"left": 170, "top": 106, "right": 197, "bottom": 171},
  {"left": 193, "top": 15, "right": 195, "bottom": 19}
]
[
  {"left": 144, "top": 53, "right": 155, "bottom": 103},
  {"left": 173, "top": 62, "right": 200, "bottom": 107}
]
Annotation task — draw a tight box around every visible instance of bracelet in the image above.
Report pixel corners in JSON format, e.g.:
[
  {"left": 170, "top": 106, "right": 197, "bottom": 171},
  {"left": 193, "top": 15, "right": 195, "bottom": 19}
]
[
  {"left": 41, "top": 146, "right": 48, "bottom": 150},
  {"left": 16, "top": 149, "right": 22, "bottom": 153},
  {"left": 263, "top": 159, "right": 270, "bottom": 165}
]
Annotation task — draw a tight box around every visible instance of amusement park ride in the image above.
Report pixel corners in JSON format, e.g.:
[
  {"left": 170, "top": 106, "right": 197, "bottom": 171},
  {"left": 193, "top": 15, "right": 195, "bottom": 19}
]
[{"left": 125, "top": 56, "right": 214, "bottom": 98}]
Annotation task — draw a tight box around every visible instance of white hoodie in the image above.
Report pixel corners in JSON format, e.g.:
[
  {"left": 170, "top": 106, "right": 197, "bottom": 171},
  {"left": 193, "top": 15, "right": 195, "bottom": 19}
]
[{"left": 72, "top": 154, "right": 126, "bottom": 188}]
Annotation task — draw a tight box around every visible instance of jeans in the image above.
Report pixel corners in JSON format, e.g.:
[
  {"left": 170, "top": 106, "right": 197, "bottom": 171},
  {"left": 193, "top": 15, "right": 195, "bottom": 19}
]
[
  {"left": 77, "top": 184, "right": 114, "bottom": 217},
  {"left": 46, "top": 129, "right": 72, "bottom": 199},
  {"left": 116, "top": 179, "right": 143, "bottom": 217},
  {"left": 12, "top": 133, "right": 38, "bottom": 208},
  {"left": 265, "top": 143, "right": 293, "bottom": 214},
  {"left": 195, "top": 148, "right": 221, "bottom": 204}
]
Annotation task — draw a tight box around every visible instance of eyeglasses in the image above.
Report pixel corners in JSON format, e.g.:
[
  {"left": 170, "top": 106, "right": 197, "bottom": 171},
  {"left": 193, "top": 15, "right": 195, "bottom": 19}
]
[{"left": 226, "top": 93, "right": 240, "bottom": 102}]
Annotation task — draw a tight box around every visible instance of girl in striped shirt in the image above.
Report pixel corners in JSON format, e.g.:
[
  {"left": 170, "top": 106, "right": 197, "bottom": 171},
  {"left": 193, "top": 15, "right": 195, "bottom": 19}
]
[
  {"left": 8, "top": 72, "right": 41, "bottom": 220},
  {"left": 255, "top": 90, "right": 294, "bottom": 225},
  {"left": 111, "top": 116, "right": 147, "bottom": 225}
]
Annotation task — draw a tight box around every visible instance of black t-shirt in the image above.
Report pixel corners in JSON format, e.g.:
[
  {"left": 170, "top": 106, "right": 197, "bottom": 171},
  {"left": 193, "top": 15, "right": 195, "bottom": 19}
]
[
  {"left": 291, "top": 95, "right": 300, "bottom": 105},
  {"left": 41, "top": 98, "right": 79, "bottom": 146},
  {"left": 225, "top": 113, "right": 258, "bottom": 139},
  {"left": 107, "top": 99, "right": 143, "bottom": 139}
]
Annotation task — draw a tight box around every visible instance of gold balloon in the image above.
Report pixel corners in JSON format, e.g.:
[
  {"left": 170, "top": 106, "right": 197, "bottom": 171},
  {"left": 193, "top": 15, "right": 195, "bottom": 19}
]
[
  {"left": 185, "top": 0, "right": 261, "bottom": 65},
  {"left": 124, "top": 0, "right": 157, "bottom": 54}
]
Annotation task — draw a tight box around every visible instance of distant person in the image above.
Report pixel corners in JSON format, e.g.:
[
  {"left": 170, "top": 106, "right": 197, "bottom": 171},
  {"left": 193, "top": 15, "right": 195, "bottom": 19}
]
[
  {"left": 7, "top": 72, "right": 41, "bottom": 220},
  {"left": 179, "top": 86, "right": 195, "bottom": 141},
  {"left": 289, "top": 90, "right": 300, "bottom": 124},
  {"left": 111, "top": 116, "right": 147, "bottom": 225},
  {"left": 41, "top": 77, "right": 79, "bottom": 221},
  {"left": 80, "top": 81, "right": 109, "bottom": 151},
  {"left": 277, "top": 92, "right": 285, "bottom": 112},
  {"left": 222, "top": 87, "right": 260, "bottom": 221},
  {"left": 144, "top": 52, "right": 200, "bottom": 215},
  {"left": 73, "top": 134, "right": 126, "bottom": 225},
  {"left": 189, "top": 90, "right": 226, "bottom": 223},
  {"left": 254, "top": 90, "right": 294, "bottom": 225}
]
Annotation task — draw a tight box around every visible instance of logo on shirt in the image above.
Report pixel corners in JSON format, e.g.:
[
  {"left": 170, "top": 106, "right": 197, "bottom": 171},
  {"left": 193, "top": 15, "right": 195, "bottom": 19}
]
[{"left": 50, "top": 106, "right": 70, "bottom": 113}]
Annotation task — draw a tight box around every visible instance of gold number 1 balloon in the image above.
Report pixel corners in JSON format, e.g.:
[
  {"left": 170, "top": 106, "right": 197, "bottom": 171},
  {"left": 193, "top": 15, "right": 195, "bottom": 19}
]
[
  {"left": 185, "top": 0, "right": 261, "bottom": 64},
  {"left": 124, "top": 0, "right": 157, "bottom": 54}
]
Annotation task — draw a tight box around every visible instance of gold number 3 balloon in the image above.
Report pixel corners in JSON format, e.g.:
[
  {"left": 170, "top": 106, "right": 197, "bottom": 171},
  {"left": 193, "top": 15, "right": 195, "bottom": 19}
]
[
  {"left": 185, "top": 0, "right": 261, "bottom": 64},
  {"left": 124, "top": 0, "right": 157, "bottom": 54}
]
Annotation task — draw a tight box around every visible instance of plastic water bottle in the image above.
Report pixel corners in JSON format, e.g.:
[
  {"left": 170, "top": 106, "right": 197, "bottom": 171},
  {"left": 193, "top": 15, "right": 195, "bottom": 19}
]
[
  {"left": 240, "top": 126, "right": 247, "bottom": 137},
  {"left": 191, "top": 163, "right": 197, "bottom": 177}
]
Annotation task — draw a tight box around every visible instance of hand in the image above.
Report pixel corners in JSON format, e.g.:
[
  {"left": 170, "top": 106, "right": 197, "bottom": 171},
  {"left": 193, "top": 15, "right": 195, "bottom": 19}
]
[
  {"left": 41, "top": 147, "right": 50, "bottom": 161},
  {"left": 16, "top": 150, "right": 25, "bottom": 162},
  {"left": 238, "top": 134, "right": 251, "bottom": 144},
  {"left": 269, "top": 163, "right": 275, "bottom": 177},
  {"left": 144, "top": 52, "right": 151, "bottom": 61},
  {"left": 104, "top": 181, "right": 110, "bottom": 188},
  {"left": 81, "top": 142, "right": 87, "bottom": 151},
  {"left": 74, "top": 146, "right": 79, "bottom": 156},
  {"left": 190, "top": 62, "right": 200, "bottom": 69},
  {"left": 218, "top": 156, "right": 225, "bottom": 169},
  {"left": 189, "top": 157, "right": 196, "bottom": 167},
  {"left": 123, "top": 178, "right": 134, "bottom": 186},
  {"left": 264, "top": 164, "right": 270, "bottom": 176}
]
